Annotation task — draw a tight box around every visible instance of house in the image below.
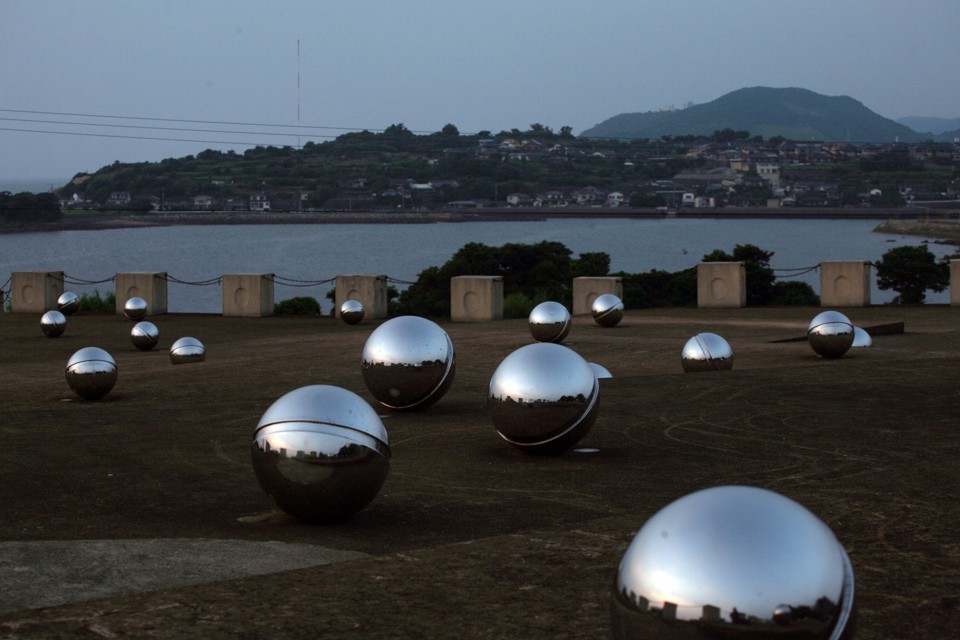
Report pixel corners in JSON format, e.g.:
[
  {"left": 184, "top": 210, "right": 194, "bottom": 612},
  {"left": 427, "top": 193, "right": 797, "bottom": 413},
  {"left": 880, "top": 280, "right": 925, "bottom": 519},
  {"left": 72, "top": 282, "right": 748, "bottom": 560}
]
[
  {"left": 250, "top": 192, "right": 270, "bottom": 212},
  {"left": 106, "top": 191, "right": 132, "bottom": 206},
  {"left": 193, "top": 195, "right": 214, "bottom": 210},
  {"left": 605, "top": 191, "right": 626, "bottom": 207},
  {"left": 506, "top": 193, "right": 534, "bottom": 207}
]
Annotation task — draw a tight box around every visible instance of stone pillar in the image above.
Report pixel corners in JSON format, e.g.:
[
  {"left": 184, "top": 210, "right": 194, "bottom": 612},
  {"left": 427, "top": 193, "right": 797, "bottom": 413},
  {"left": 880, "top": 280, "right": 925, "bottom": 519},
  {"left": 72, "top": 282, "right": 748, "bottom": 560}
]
[
  {"left": 450, "top": 276, "right": 503, "bottom": 321},
  {"left": 222, "top": 273, "right": 274, "bottom": 317},
  {"left": 572, "top": 276, "right": 623, "bottom": 316},
  {"left": 10, "top": 271, "right": 64, "bottom": 313},
  {"left": 951, "top": 259, "right": 959, "bottom": 306},
  {"left": 697, "top": 262, "right": 746, "bottom": 308},
  {"left": 115, "top": 272, "right": 168, "bottom": 315},
  {"left": 820, "top": 261, "right": 871, "bottom": 307},
  {"left": 335, "top": 274, "right": 388, "bottom": 320}
]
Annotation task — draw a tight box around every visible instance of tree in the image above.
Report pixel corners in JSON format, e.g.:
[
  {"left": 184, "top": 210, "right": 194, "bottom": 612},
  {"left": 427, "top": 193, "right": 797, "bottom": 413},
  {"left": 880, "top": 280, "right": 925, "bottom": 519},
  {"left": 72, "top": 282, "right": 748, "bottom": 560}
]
[
  {"left": 440, "top": 123, "right": 459, "bottom": 136},
  {"left": 875, "top": 245, "right": 950, "bottom": 303}
]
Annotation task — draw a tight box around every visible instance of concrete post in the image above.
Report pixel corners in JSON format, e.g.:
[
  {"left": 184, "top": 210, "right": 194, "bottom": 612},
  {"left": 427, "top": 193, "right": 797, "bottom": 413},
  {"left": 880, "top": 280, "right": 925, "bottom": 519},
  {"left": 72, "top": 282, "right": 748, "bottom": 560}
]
[
  {"left": 335, "top": 274, "right": 388, "bottom": 320},
  {"left": 572, "top": 276, "right": 623, "bottom": 316},
  {"left": 115, "top": 272, "right": 168, "bottom": 315},
  {"left": 697, "top": 262, "right": 746, "bottom": 308},
  {"left": 222, "top": 273, "right": 274, "bottom": 317},
  {"left": 951, "top": 259, "right": 959, "bottom": 306},
  {"left": 10, "top": 271, "right": 64, "bottom": 313},
  {"left": 450, "top": 276, "right": 503, "bottom": 321},
  {"left": 820, "top": 261, "right": 871, "bottom": 307}
]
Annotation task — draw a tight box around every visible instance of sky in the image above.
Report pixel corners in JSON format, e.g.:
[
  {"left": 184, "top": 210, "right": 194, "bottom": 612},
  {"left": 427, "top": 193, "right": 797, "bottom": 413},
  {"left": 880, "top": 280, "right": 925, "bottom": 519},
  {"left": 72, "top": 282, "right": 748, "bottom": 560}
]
[{"left": 2, "top": 0, "right": 959, "bottom": 185}]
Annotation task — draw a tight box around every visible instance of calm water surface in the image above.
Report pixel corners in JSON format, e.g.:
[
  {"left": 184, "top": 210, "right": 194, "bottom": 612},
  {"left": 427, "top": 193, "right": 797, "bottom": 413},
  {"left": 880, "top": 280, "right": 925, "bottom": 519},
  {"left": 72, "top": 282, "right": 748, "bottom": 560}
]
[{"left": 1, "top": 218, "right": 952, "bottom": 312}]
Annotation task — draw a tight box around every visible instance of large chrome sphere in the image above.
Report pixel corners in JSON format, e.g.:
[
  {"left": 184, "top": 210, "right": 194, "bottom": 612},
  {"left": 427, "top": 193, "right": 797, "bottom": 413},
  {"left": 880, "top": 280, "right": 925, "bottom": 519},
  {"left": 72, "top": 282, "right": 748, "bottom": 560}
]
[
  {"left": 808, "top": 311, "right": 855, "bottom": 359},
  {"left": 681, "top": 332, "right": 734, "bottom": 372},
  {"left": 340, "top": 299, "right": 365, "bottom": 325},
  {"left": 591, "top": 294, "right": 624, "bottom": 327},
  {"left": 361, "top": 315, "right": 456, "bottom": 411},
  {"left": 65, "top": 347, "right": 118, "bottom": 400},
  {"left": 131, "top": 321, "right": 160, "bottom": 351},
  {"left": 124, "top": 296, "right": 149, "bottom": 321},
  {"left": 40, "top": 310, "right": 67, "bottom": 337},
  {"left": 852, "top": 326, "right": 872, "bottom": 348},
  {"left": 612, "top": 486, "right": 856, "bottom": 640},
  {"left": 57, "top": 292, "right": 80, "bottom": 316},
  {"left": 489, "top": 342, "right": 600, "bottom": 454},
  {"left": 252, "top": 384, "right": 391, "bottom": 523},
  {"left": 528, "top": 301, "right": 571, "bottom": 343},
  {"left": 169, "top": 336, "right": 206, "bottom": 364}
]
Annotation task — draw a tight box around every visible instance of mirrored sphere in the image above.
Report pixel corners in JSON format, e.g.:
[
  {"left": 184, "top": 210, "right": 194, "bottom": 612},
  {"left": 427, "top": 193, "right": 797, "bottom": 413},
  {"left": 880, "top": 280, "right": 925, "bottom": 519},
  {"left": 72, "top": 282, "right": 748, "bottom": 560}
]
[
  {"left": 340, "top": 299, "right": 365, "bottom": 325},
  {"left": 361, "top": 315, "right": 456, "bottom": 411},
  {"left": 489, "top": 342, "right": 600, "bottom": 454},
  {"left": 124, "top": 296, "right": 149, "bottom": 321},
  {"left": 808, "top": 310, "right": 855, "bottom": 359},
  {"left": 40, "top": 310, "right": 67, "bottom": 337},
  {"left": 590, "top": 362, "right": 613, "bottom": 380},
  {"left": 57, "top": 292, "right": 80, "bottom": 315},
  {"left": 681, "top": 332, "right": 734, "bottom": 372},
  {"left": 252, "top": 384, "right": 391, "bottom": 523},
  {"left": 852, "top": 326, "right": 872, "bottom": 348},
  {"left": 65, "top": 347, "right": 118, "bottom": 400},
  {"left": 131, "top": 321, "right": 160, "bottom": 351},
  {"left": 591, "top": 294, "right": 624, "bottom": 327},
  {"left": 169, "top": 336, "right": 206, "bottom": 364},
  {"left": 612, "top": 486, "right": 856, "bottom": 640},
  {"left": 528, "top": 301, "right": 571, "bottom": 343}
]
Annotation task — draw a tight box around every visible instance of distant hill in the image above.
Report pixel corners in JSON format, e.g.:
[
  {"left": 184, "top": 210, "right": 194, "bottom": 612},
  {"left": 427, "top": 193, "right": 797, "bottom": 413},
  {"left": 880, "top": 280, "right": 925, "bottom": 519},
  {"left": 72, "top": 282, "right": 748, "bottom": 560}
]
[
  {"left": 896, "top": 116, "right": 960, "bottom": 136},
  {"left": 581, "top": 87, "right": 925, "bottom": 143}
]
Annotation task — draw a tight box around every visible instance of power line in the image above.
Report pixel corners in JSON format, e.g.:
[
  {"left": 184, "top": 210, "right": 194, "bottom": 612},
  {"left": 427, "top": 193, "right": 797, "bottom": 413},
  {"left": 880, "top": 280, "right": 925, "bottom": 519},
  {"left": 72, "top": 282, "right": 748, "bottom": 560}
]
[
  {"left": 0, "top": 116, "right": 338, "bottom": 140},
  {"left": 0, "top": 126, "right": 294, "bottom": 147}
]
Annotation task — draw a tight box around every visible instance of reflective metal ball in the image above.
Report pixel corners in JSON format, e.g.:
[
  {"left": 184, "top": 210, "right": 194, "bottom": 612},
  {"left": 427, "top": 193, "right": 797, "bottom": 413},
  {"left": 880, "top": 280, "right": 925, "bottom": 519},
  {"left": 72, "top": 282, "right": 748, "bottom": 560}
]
[
  {"left": 612, "top": 486, "right": 856, "bottom": 640},
  {"left": 65, "top": 347, "right": 118, "bottom": 400},
  {"left": 40, "top": 310, "right": 67, "bottom": 337},
  {"left": 57, "top": 292, "right": 80, "bottom": 315},
  {"left": 169, "top": 336, "right": 206, "bottom": 364},
  {"left": 681, "top": 332, "right": 734, "bottom": 372},
  {"left": 124, "top": 296, "right": 149, "bottom": 321},
  {"left": 489, "top": 342, "right": 600, "bottom": 454},
  {"left": 591, "top": 294, "right": 624, "bottom": 327},
  {"left": 852, "top": 326, "right": 873, "bottom": 348},
  {"left": 808, "top": 310, "right": 855, "bottom": 359},
  {"left": 528, "top": 301, "right": 571, "bottom": 343},
  {"left": 361, "top": 315, "right": 456, "bottom": 411},
  {"left": 131, "top": 321, "right": 160, "bottom": 351},
  {"left": 252, "top": 384, "right": 391, "bottom": 523},
  {"left": 340, "top": 299, "right": 365, "bottom": 325}
]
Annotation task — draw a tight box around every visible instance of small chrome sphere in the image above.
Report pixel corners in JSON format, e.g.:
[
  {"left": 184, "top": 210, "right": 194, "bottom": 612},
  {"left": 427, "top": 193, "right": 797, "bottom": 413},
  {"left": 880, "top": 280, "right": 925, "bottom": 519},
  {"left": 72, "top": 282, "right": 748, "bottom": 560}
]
[
  {"left": 489, "top": 342, "right": 600, "bottom": 454},
  {"left": 591, "top": 294, "right": 624, "bottom": 327},
  {"left": 852, "top": 326, "right": 873, "bottom": 348},
  {"left": 361, "top": 315, "right": 456, "bottom": 411},
  {"left": 40, "top": 310, "right": 67, "bottom": 337},
  {"left": 340, "top": 299, "right": 365, "bottom": 325},
  {"left": 612, "top": 486, "right": 856, "bottom": 640},
  {"left": 681, "top": 332, "right": 734, "bottom": 372},
  {"left": 528, "top": 301, "right": 571, "bottom": 343},
  {"left": 808, "top": 310, "right": 855, "bottom": 359},
  {"left": 131, "top": 321, "right": 160, "bottom": 351},
  {"left": 57, "top": 292, "right": 80, "bottom": 316},
  {"left": 123, "top": 296, "right": 149, "bottom": 321},
  {"left": 169, "top": 336, "right": 206, "bottom": 364},
  {"left": 252, "top": 384, "right": 391, "bottom": 523},
  {"left": 65, "top": 347, "right": 118, "bottom": 400}
]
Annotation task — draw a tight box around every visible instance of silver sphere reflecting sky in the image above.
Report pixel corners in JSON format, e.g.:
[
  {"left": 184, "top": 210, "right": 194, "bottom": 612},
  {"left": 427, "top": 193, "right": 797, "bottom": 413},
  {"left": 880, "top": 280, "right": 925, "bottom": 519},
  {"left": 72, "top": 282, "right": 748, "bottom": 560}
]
[
  {"left": 489, "top": 342, "right": 600, "bottom": 454},
  {"left": 124, "top": 296, "right": 148, "bottom": 321},
  {"left": 591, "top": 294, "right": 624, "bottom": 327},
  {"left": 528, "top": 301, "right": 571, "bottom": 343},
  {"left": 131, "top": 321, "right": 160, "bottom": 351},
  {"left": 613, "top": 486, "right": 855, "bottom": 639},
  {"left": 340, "top": 299, "right": 365, "bottom": 325},
  {"left": 65, "top": 347, "right": 118, "bottom": 400},
  {"left": 41, "top": 310, "right": 67, "bottom": 337},
  {"left": 852, "top": 326, "right": 873, "bottom": 348},
  {"left": 361, "top": 315, "right": 456, "bottom": 410},
  {"left": 681, "top": 332, "right": 734, "bottom": 372},
  {"left": 169, "top": 336, "right": 206, "bottom": 364},
  {"left": 57, "top": 292, "right": 80, "bottom": 316},
  {"left": 252, "top": 384, "right": 390, "bottom": 522},
  {"left": 808, "top": 311, "right": 855, "bottom": 359}
]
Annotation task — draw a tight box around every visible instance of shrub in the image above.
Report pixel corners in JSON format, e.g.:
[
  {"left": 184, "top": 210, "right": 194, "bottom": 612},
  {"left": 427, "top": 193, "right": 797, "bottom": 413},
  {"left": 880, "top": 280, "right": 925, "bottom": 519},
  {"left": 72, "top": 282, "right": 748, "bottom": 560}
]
[
  {"left": 876, "top": 244, "right": 950, "bottom": 304},
  {"left": 78, "top": 289, "right": 116, "bottom": 313},
  {"left": 274, "top": 296, "right": 321, "bottom": 315}
]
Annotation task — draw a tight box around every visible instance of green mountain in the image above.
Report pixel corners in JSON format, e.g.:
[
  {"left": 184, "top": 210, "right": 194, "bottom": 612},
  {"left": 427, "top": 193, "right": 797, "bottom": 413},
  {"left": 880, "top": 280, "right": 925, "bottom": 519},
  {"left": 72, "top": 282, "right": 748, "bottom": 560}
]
[
  {"left": 896, "top": 116, "right": 960, "bottom": 136},
  {"left": 581, "top": 86, "right": 924, "bottom": 142}
]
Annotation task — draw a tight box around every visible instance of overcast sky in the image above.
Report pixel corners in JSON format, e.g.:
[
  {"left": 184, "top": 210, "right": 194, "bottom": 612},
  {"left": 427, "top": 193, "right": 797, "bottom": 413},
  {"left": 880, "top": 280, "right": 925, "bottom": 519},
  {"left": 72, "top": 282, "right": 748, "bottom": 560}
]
[{"left": 2, "top": 0, "right": 958, "bottom": 184}]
